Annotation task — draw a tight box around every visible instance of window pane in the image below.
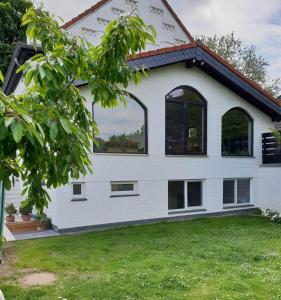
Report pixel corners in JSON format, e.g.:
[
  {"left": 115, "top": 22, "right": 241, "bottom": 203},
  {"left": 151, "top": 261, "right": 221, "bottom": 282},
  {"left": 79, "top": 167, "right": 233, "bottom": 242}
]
[
  {"left": 168, "top": 181, "right": 185, "bottom": 210},
  {"left": 166, "top": 87, "right": 204, "bottom": 104},
  {"left": 237, "top": 179, "right": 250, "bottom": 204},
  {"left": 73, "top": 184, "right": 82, "bottom": 195},
  {"left": 187, "top": 106, "right": 203, "bottom": 153},
  {"left": 111, "top": 183, "right": 134, "bottom": 192},
  {"left": 188, "top": 182, "right": 202, "bottom": 207},
  {"left": 166, "top": 102, "right": 185, "bottom": 154},
  {"left": 223, "top": 180, "right": 235, "bottom": 204},
  {"left": 94, "top": 96, "right": 146, "bottom": 153},
  {"left": 222, "top": 109, "right": 252, "bottom": 156}
]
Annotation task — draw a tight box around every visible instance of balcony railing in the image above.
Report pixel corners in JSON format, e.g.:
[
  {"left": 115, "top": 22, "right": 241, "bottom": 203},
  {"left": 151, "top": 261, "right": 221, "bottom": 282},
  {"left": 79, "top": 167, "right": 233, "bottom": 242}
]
[{"left": 262, "top": 132, "right": 281, "bottom": 164}]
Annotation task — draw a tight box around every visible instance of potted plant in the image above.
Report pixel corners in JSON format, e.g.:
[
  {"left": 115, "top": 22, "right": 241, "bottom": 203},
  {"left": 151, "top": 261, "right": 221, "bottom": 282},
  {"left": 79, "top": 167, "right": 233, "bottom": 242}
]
[
  {"left": 5, "top": 204, "right": 17, "bottom": 223},
  {"left": 36, "top": 213, "right": 52, "bottom": 230},
  {"left": 19, "top": 205, "right": 33, "bottom": 222}
]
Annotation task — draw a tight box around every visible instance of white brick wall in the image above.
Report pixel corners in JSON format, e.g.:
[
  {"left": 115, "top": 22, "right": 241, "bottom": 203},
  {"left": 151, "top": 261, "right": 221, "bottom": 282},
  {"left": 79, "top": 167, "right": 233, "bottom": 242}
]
[{"left": 49, "top": 63, "right": 278, "bottom": 230}]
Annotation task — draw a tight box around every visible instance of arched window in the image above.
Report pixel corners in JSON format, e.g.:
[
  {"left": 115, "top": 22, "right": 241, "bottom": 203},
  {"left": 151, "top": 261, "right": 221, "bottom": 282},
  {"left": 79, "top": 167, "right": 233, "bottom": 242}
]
[
  {"left": 222, "top": 108, "right": 253, "bottom": 156},
  {"left": 93, "top": 95, "right": 147, "bottom": 154},
  {"left": 165, "top": 86, "right": 207, "bottom": 155}
]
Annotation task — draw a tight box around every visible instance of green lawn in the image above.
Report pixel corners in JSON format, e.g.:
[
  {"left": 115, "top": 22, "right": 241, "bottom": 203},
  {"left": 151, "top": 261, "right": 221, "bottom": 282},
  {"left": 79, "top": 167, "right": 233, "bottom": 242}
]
[{"left": 2, "top": 216, "right": 281, "bottom": 299}]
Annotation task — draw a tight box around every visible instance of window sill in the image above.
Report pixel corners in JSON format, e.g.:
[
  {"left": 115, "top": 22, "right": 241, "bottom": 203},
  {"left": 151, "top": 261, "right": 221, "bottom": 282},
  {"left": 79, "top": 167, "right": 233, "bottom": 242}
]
[
  {"left": 110, "top": 194, "right": 140, "bottom": 198},
  {"left": 168, "top": 208, "right": 207, "bottom": 215},
  {"left": 71, "top": 198, "right": 88, "bottom": 202},
  {"left": 166, "top": 155, "right": 208, "bottom": 158},
  {"left": 223, "top": 204, "right": 254, "bottom": 210},
  {"left": 222, "top": 156, "right": 256, "bottom": 159},
  {"left": 93, "top": 153, "right": 149, "bottom": 157}
]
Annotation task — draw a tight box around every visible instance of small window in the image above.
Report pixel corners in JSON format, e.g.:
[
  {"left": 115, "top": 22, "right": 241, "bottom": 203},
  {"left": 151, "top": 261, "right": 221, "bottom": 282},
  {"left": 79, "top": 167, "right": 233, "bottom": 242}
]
[
  {"left": 71, "top": 183, "right": 86, "bottom": 201},
  {"left": 223, "top": 179, "right": 251, "bottom": 206},
  {"left": 110, "top": 182, "right": 138, "bottom": 197},
  {"left": 168, "top": 180, "right": 203, "bottom": 211}
]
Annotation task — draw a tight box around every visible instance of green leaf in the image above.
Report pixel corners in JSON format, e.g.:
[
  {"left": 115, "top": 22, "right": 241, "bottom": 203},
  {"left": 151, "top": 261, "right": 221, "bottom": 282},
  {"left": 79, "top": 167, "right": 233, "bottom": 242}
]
[
  {"left": 4, "top": 117, "right": 15, "bottom": 127},
  {"left": 50, "top": 122, "right": 58, "bottom": 140},
  {"left": 0, "top": 70, "right": 4, "bottom": 83},
  {"left": 11, "top": 122, "right": 25, "bottom": 143},
  {"left": 59, "top": 118, "right": 72, "bottom": 134}
]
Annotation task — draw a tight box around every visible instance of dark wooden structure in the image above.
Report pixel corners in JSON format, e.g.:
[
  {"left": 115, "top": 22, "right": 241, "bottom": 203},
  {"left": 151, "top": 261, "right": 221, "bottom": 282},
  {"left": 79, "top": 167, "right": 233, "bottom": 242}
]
[{"left": 262, "top": 132, "right": 281, "bottom": 164}]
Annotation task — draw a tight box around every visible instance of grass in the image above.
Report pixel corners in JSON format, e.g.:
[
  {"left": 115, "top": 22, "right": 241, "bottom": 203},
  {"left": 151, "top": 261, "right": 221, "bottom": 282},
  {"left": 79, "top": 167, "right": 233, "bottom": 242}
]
[{"left": 1, "top": 216, "right": 281, "bottom": 299}]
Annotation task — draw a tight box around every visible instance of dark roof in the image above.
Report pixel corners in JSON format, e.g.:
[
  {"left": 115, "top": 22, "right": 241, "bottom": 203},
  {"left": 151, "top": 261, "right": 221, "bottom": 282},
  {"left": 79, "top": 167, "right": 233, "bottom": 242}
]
[
  {"left": 4, "top": 42, "right": 281, "bottom": 121},
  {"left": 2, "top": 43, "right": 38, "bottom": 95},
  {"left": 62, "top": 0, "right": 194, "bottom": 42}
]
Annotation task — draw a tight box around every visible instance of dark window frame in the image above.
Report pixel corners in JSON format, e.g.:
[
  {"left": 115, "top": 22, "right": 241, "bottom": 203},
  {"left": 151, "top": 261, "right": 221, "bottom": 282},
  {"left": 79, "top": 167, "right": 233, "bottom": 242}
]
[
  {"left": 168, "top": 180, "right": 204, "bottom": 211},
  {"left": 92, "top": 93, "right": 148, "bottom": 155},
  {"left": 165, "top": 86, "right": 208, "bottom": 156},
  {"left": 221, "top": 107, "right": 254, "bottom": 157},
  {"left": 223, "top": 178, "right": 251, "bottom": 206}
]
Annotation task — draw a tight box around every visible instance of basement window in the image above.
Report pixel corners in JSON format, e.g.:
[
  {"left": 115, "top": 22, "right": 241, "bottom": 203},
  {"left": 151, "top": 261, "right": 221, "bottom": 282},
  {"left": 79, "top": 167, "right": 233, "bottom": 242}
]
[
  {"left": 168, "top": 180, "right": 203, "bottom": 211},
  {"left": 71, "top": 183, "right": 86, "bottom": 201},
  {"left": 223, "top": 179, "right": 251, "bottom": 206},
  {"left": 110, "top": 182, "right": 138, "bottom": 197}
]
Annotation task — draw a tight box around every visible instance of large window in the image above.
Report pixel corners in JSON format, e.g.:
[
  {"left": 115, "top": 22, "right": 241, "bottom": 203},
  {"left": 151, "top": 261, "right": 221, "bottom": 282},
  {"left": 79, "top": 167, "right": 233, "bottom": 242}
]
[
  {"left": 93, "top": 95, "right": 147, "bottom": 154},
  {"left": 223, "top": 179, "right": 251, "bottom": 206},
  {"left": 168, "top": 180, "right": 203, "bottom": 211},
  {"left": 222, "top": 108, "right": 253, "bottom": 156},
  {"left": 166, "top": 86, "right": 207, "bottom": 155}
]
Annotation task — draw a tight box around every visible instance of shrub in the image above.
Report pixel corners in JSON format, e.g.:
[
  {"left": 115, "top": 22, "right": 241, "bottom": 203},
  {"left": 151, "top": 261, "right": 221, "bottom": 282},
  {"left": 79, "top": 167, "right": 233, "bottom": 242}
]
[
  {"left": 262, "top": 209, "right": 281, "bottom": 224},
  {"left": 19, "top": 204, "right": 33, "bottom": 215},
  {"left": 5, "top": 204, "right": 17, "bottom": 216},
  {"left": 36, "top": 213, "right": 52, "bottom": 229}
]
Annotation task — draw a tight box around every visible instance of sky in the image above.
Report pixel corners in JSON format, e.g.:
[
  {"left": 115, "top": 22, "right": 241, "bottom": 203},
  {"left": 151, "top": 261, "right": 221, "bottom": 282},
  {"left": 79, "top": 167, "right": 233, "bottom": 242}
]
[{"left": 34, "top": 0, "right": 281, "bottom": 79}]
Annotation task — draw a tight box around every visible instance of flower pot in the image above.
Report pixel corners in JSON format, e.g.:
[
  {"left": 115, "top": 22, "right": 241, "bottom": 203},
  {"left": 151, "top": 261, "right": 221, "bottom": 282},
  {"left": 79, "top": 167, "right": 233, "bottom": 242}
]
[
  {"left": 38, "top": 222, "right": 51, "bottom": 231},
  {"left": 22, "top": 214, "right": 31, "bottom": 222},
  {"left": 6, "top": 215, "right": 15, "bottom": 223}
]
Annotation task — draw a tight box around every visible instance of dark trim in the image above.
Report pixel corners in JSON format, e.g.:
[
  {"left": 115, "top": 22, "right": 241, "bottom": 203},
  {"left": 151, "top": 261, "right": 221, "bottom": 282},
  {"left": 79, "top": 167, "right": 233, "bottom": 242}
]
[
  {"left": 57, "top": 207, "right": 258, "bottom": 234},
  {"left": 4, "top": 43, "right": 281, "bottom": 120},
  {"left": 165, "top": 86, "right": 208, "bottom": 156},
  {"left": 223, "top": 204, "right": 254, "bottom": 210},
  {"left": 110, "top": 194, "right": 140, "bottom": 198},
  {"left": 92, "top": 92, "right": 148, "bottom": 155},
  {"left": 71, "top": 198, "right": 88, "bottom": 202},
  {"left": 221, "top": 107, "right": 254, "bottom": 157},
  {"left": 3, "top": 43, "right": 41, "bottom": 95},
  {"left": 168, "top": 208, "right": 207, "bottom": 215}
]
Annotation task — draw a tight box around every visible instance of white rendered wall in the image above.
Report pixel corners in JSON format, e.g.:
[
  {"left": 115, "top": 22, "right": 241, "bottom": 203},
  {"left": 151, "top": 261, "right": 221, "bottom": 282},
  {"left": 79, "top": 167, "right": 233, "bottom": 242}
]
[
  {"left": 259, "top": 167, "right": 281, "bottom": 212},
  {"left": 51, "top": 63, "right": 275, "bottom": 230},
  {"left": 66, "top": 0, "right": 191, "bottom": 49}
]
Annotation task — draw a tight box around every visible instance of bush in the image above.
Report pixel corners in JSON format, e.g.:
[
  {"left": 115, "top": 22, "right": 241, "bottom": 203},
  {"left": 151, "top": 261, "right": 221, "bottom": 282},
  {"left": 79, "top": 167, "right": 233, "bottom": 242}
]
[
  {"left": 262, "top": 209, "right": 281, "bottom": 224},
  {"left": 19, "top": 204, "right": 33, "bottom": 215},
  {"left": 36, "top": 213, "right": 52, "bottom": 229},
  {"left": 5, "top": 204, "right": 17, "bottom": 216}
]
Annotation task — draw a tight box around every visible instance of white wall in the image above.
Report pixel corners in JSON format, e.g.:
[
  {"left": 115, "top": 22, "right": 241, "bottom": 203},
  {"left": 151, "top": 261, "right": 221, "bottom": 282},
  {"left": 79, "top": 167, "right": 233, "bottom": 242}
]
[
  {"left": 51, "top": 63, "right": 275, "bottom": 230},
  {"left": 67, "top": 0, "right": 191, "bottom": 49},
  {"left": 259, "top": 167, "right": 281, "bottom": 212}
]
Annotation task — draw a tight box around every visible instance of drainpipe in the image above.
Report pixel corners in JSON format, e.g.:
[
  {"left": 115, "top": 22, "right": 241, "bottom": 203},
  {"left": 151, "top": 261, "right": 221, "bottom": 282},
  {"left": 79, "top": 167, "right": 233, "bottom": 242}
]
[
  {"left": 0, "top": 182, "right": 5, "bottom": 265},
  {"left": 0, "top": 182, "right": 5, "bottom": 237}
]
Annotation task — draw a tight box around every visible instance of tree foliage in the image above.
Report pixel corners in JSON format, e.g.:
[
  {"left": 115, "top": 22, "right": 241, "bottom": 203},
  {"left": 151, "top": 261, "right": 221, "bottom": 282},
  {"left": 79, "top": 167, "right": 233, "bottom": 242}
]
[
  {"left": 0, "top": 0, "right": 32, "bottom": 77},
  {"left": 200, "top": 32, "right": 281, "bottom": 97},
  {"left": 0, "top": 7, "right": 156, "bottom": 212}
]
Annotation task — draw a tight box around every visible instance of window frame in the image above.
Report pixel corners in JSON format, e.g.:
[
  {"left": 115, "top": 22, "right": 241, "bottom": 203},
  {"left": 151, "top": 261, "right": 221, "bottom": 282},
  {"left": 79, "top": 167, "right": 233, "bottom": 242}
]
[
  {"left": 110, "top": 181, "right": 139, "bottom": 197},
  {"left": 223, "top": 178, "right": 251, "bottom": 207},
  {"left": 165, "top": 86, "right": 208, "bottom": 156},
  {"left": 71, "top": 182, "right": 86, "bottom": 201},
  {"left": 168, "top": 180, "right": 204, "bottom": 212},
  {"left": 92, "top": 93, "right": 148, "bottom": 155},
  {"left": 221, "top": 107, "right": 254, "bottom": 157}
]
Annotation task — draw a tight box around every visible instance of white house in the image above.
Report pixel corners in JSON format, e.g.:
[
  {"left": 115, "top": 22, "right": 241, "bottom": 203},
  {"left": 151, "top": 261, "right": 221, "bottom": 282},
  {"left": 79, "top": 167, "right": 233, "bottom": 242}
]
[{"left": 3, "top": 0, "right": 281, "bottom": 233}]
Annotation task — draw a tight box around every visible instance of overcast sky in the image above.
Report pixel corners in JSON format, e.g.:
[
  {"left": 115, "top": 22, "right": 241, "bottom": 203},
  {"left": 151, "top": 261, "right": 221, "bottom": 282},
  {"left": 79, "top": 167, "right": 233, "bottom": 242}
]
[{"left": 35, "top": 0, "right": 281, "bottom": 79}]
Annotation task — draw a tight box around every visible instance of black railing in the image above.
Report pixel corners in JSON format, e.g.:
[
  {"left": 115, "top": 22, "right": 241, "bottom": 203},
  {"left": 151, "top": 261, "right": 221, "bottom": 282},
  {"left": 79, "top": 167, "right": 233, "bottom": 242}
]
[{"left": 262, "top": 132, "right": 281, "bottom": 164}]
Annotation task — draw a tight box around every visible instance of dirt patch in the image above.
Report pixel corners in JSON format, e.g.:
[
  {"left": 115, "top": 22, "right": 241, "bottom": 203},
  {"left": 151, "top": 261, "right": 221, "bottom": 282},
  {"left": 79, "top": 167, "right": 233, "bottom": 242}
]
[
  {"left": 19, "top": 272, "right": 57, "bottom": 288},
  {"left": 0, "top": 243, "right": 16, "bottom": 277}
]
